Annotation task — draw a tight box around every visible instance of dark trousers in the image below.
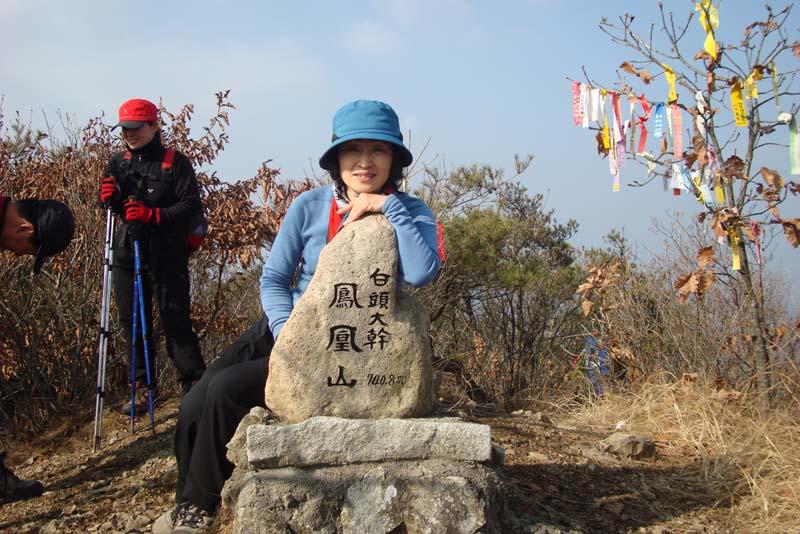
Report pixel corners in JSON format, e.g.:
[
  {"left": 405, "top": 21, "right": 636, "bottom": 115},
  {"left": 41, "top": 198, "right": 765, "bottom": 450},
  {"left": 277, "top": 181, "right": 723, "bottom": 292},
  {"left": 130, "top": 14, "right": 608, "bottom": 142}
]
[
  {"left": 113, "top": 259, "right": 205, "bottom": 388},
  {"left": 176, "top": 316, "right": 273, "bottom": 513}
]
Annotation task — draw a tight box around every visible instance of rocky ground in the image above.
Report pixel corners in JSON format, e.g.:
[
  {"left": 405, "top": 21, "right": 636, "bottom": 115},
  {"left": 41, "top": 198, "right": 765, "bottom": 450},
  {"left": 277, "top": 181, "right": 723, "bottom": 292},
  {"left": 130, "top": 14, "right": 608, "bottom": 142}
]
[{"left": 0, "top": 397, "right": 736, "bottom": 534}]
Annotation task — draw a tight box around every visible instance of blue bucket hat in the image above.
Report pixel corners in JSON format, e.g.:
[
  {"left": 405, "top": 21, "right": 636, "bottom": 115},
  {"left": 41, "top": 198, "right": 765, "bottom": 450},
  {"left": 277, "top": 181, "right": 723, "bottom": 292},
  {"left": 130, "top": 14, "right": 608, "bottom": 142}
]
[{"left": 319, "top": 100, "right": 413, "bottom": 171}]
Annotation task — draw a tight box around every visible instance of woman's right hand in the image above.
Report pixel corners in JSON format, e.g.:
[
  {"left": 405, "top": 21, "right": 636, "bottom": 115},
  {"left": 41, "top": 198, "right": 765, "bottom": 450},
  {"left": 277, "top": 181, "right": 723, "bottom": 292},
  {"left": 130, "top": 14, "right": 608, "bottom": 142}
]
[{"left": 339, "top": 193, "right": 389, "bottom": 225}]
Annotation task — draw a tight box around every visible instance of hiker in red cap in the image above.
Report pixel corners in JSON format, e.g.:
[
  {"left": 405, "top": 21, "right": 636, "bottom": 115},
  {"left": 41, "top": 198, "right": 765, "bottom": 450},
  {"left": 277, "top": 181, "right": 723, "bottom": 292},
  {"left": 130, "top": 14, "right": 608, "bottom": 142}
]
[
  {"left": 1, "top": 194, "right": 74, "bottom": 504},
  {"left": 100, "top": 98, "right": 207, "bottom": 415}
]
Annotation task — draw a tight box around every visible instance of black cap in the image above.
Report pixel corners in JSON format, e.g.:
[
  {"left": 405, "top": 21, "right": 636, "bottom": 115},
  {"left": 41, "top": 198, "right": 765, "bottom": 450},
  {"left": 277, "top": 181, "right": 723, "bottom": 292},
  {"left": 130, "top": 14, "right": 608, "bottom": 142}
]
[{"left": 32, "top": 200, "right": 75, "bottom": 274}]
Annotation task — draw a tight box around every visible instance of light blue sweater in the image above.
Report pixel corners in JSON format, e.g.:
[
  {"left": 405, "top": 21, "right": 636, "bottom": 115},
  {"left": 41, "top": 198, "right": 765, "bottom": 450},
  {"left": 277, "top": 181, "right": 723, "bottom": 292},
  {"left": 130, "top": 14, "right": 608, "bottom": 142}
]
[{"left": 260, "top": 185, "right": 440, "bottom": 338}]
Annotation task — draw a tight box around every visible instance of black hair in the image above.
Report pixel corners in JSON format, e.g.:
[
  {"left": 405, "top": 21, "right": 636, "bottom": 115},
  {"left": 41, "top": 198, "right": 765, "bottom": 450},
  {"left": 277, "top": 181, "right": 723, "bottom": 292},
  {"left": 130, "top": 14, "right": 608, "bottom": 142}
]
[
  {"left": 15, "top": 198, "right": 39, "bottom": 247},
  {"left": 329, "top": 145, "right": 406, "bottom": 193}
]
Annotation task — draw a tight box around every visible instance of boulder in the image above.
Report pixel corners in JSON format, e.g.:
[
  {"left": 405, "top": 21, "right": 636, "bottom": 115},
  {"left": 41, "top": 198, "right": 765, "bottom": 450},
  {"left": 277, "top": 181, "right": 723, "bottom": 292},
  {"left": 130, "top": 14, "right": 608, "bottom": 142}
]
[
  {"left": 265, "top": 215, "right": 432, "bottom": 422},
  {"left": 598, "top": 432, "right": 656, "bottom": 460}
]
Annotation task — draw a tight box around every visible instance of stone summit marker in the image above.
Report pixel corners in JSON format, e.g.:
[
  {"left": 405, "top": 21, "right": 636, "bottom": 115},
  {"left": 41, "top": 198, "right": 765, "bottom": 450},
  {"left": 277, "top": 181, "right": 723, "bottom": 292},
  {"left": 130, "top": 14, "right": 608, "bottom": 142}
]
[
  {"left": 265, "top": 214, "right": 433, "bottom": 422},
  {"left": 224, "top": 213, "right": 506, "bottom": 533}
]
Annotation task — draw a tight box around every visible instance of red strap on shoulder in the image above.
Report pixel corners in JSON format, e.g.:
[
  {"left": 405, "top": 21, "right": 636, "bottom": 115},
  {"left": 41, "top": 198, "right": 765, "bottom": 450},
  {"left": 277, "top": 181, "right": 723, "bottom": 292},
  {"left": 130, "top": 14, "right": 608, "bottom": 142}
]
[
  {"left": 123, "top": 151, "right": 132, "bottom": 160},
  {"left": 162, "top": 149, "right": 175, "bottom": 170},
  {"left": 436, "top": 221, "right": 446, "bottom": 263},
  {"left": 328, "top": 196, "right": 342, "bottom": 243}
]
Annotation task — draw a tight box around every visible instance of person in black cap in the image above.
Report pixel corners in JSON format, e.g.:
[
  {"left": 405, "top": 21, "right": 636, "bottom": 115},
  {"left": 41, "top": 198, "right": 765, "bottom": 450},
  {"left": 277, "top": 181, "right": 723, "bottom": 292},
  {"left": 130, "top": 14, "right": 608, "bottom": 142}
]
[
  {"left": 100, "top": 98, "right": 207, "bottom": 415},
  {"left": 0, "top": 195, "right": 74, "bottom": 273},
  {"left": 0, "top": 194, "right": 74, "bottom": 504}
]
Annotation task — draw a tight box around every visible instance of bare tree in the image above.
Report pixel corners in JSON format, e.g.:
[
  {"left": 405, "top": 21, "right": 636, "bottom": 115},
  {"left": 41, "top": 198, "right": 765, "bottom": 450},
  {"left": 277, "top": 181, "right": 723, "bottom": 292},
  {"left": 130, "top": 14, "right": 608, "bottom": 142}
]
[{"left": 574, "top": 3, "right": 799, "bottom": 405}]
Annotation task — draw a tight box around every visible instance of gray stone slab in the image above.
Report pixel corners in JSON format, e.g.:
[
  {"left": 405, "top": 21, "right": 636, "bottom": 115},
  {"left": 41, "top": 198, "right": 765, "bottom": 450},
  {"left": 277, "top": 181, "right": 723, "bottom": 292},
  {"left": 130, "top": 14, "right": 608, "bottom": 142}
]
[
  {"left": 222, "top": 459, "right": 505, "bottom": 534},
  {"left": 246, "top": 416, "right": 492, "bottom": 468}
]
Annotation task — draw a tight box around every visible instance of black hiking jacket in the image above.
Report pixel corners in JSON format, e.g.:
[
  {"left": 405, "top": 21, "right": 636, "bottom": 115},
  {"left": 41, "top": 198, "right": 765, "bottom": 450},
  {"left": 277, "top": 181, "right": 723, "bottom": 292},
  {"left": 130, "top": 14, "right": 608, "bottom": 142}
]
[{"left": 102, "top": 136, "right": 201, "bottom": 268}]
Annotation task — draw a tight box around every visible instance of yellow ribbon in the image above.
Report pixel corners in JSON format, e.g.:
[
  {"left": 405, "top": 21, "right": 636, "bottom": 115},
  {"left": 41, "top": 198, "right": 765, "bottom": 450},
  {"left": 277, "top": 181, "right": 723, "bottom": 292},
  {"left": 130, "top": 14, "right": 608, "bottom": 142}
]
[
  {"left": 662, "top": 63, "right": 678, "bottom": 103},
  {"left": 601, "top": 90, "right": 610, "bottom": 149},
  {"left": 695, "top": 1, "right": 719, "bottom": 59},
  {"left": 731, "top": 81, "right": 747, "bottom": 127},
  {"left": 728, "top": 227, "right": 741, "bottom": 271},
  {"left": 744, "top": 69, "right": 762, "bottom": 100},
  {"left": 715, "top": 178, "right": 725, "bottom": 204}
]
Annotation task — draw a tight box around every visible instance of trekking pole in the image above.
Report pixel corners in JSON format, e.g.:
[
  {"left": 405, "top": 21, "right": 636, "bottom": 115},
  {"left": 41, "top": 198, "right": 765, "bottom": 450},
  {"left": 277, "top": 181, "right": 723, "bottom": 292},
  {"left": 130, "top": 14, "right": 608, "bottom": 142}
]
[
  {"left": 130, "top": 263, "right": 140, "bottom": 434},
  {"left": 92, "top": 209, "right": 115, "bottom": 451},
  {"left": 130, "top": 225, "right": 157, "bottom": 433}
]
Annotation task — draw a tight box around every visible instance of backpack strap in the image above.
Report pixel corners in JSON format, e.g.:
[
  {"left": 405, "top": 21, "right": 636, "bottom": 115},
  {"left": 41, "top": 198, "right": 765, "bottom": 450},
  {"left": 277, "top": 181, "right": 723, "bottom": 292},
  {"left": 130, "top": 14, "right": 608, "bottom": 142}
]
[
  {"left": 162, "top": 148, "right": 175, "bottom": 170},
  {"left": 161, "top": 148, "right": 175, "bottom": 180}
]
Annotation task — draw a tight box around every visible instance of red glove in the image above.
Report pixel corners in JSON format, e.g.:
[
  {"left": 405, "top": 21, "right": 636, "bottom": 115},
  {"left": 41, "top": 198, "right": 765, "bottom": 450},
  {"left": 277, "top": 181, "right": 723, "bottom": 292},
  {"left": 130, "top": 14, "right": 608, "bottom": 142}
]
[
  {"left": 187, "top": 233, "right": 204, "bottom": 251},
  {"left": 100, "top": 177, "right": 118, "bottom": 205},
  {"left": 124, "top": 200, "right": 160, "bottom": 224}
]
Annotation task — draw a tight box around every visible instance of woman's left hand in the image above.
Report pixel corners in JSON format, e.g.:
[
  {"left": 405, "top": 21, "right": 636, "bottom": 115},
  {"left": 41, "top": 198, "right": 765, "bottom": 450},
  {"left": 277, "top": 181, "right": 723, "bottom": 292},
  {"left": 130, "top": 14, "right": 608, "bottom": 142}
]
[{"left": 339, "top": 193, "right": 388, "bottom": 225}]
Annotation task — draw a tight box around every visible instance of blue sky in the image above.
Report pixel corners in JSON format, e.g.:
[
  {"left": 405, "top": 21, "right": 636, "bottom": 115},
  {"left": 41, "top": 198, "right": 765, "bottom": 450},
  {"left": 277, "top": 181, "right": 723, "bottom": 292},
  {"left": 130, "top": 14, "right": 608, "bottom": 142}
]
[{"left": 2, "top": 0, "right": 798, "bottom": 303}]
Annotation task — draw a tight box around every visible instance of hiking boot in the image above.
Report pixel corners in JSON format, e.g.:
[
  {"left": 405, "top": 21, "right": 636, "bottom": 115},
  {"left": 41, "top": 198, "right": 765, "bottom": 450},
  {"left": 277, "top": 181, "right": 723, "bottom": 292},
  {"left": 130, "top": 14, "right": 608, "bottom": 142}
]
[
  {"left": 172, "top": 500, "right": 214, "bottom": 533},
  {"left": 152, "top": 500, "right": 183, "bottom": 534},
  {"left": 0, "top": 452, "right": 44, "bottom": 504},
  {"left": 121, "top": 383, "right": 163, "bottom": 416}
]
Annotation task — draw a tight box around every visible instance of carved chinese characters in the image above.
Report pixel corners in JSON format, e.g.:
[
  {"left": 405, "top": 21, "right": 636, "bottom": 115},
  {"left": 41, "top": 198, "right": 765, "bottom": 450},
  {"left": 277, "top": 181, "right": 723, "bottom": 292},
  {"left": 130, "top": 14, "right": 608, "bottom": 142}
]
[{"left": 265, "top": 215, "right": 433, "bottom": 423}]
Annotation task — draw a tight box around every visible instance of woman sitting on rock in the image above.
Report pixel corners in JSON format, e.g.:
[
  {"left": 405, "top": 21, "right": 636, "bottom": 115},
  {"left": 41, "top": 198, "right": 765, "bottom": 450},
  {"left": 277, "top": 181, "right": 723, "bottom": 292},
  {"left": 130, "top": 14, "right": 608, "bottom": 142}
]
[{"left": 153, "top": 99, "right": 441, "bottom": 534}]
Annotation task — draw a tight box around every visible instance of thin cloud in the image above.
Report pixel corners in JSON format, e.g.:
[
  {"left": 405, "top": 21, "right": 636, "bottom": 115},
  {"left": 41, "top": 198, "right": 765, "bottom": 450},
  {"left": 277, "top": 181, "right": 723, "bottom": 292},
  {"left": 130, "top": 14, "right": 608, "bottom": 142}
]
[{"left": 343, "top": 21, "right": 401, "bottom": 55}]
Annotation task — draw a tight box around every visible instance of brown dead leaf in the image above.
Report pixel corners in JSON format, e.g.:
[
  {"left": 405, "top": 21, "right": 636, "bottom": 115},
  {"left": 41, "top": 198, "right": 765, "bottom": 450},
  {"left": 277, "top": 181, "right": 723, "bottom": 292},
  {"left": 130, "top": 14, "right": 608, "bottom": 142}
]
[
  {"left": 794, "top": 43, "right": 800, "bottom": 58},
  {"left": 698, "top": 247, "right": 714, "bottom": 269},
  {"left": 682, "top": 372, "right": 699, "bottom": 384},
  {"left": 741, "top": 224, "right": 755, "bottom": 241},
  {"left": 620, "top": 61, "right": 637, "bottom": 76},
  {"left": 576, "top": 282, "right": 593, "bottom": 295},
  {"left": 698, "top": 270, "right": 716, "bottom": 296},
  {"left": 582, "top": 299, "right": 594, "bottom": 317},
  {"left": 723, "top": 155, "right": 745, "bottom": 180},
  {"left": 770, "top": 323, "right": 788, "bottom": 345},
  {"left": 695, "top": 50, "right": 713, "bottom": 61},
  {"left": 684, "top": 152, "right": 698, "bottom": 169},
  {"left": 717, "top": 389, "right": 742, "bottom": 403},
  {"left": 782, "top": 219, "right": 800, "bottom": 247},
  {"left": 596, "top": 131, "right": 609, "bottom": 158},
  {"left": 711, "top": 209, "right": 736, "bottom": 238},
  {"left": 693, "top": 128, "right": 708, "bottom": 168},
  {"left": 639, "top": 70, "right": 653, "bottom": 84},
  {"left": 760, "top": 167, "right": 785, "bottom": 191},
  {"left": 698, "top": 212, "right": 707, "bottom": 224},
  {"left": 674, "top": 272, "right": 698, "bottom": 303}
]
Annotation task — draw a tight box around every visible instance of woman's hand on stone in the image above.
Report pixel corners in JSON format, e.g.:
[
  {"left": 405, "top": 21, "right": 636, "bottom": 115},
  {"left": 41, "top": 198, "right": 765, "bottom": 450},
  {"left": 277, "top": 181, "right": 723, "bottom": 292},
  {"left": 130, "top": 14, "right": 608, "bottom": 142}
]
[{"left": 339, "top": 193, "right": 388, "bottom": 225}]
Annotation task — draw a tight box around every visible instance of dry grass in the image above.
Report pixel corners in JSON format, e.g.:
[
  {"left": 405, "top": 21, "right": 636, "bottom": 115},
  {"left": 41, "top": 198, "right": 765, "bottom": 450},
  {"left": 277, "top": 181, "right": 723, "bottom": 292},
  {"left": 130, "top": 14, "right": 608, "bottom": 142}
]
[{"left": 569, "top": 375, "right": 800, "bottom": 532}]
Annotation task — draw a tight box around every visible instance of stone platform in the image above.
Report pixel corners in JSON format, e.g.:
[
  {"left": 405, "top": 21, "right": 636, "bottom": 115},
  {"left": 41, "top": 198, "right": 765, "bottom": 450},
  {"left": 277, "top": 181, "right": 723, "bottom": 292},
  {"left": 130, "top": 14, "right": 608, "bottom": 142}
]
[{"left": 222, "top": 409, "right": 506, "bottom": 534}]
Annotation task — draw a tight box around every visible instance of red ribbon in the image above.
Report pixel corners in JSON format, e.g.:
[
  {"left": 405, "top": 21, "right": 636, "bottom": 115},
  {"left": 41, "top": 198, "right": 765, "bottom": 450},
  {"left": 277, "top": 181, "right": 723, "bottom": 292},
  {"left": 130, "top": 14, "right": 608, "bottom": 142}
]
[
  {"left": 572, "top": 81, "right": 583, "bottom": 126},
  {"left": 637, "top": 94, "right": 652, "bottom": 154}
]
